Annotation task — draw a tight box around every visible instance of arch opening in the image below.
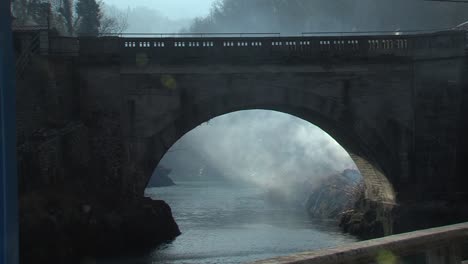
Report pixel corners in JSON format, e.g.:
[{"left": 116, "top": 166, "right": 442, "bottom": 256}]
[
  {"left": 141, "top": 107, "right": 396, "bottom": 207},
  {"left": 142, "top": 110, "right": 397, "bottom": 263},
  {"left": 148, "top": 109, "right": 359, "bottom": 190}
]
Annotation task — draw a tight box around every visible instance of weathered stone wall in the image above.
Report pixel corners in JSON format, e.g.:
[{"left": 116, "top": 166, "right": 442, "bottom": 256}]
[
  {"left": 342, "top": 56, "right": 468, "bottom": 236},
  {"left": 16, "top": 50, "right": 181, "bottom": 263},
  {"left": 16, "top": 57, "right": 50, "bottom": 143},
  {"left": 411, "top": 58, "right": 465, "bottom": 201},
  {"left": 76, "top": 64, "right": 126, "bottom": 195},
  {"left": 23, "top": 124, "right": 89, "bottom": 187},
  {"left": 36, "top": 136, "right": 64, "bottom": 185},
  {"left": 16, "top": 54, "right": 83, "bottom": 191},
  {"left": 62, "top": 124, "right": 91, "bottom": 170}
]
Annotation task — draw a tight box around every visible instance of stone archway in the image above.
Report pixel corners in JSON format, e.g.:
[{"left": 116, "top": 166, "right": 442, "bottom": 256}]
[
  {"left": 126, "top": 100, "right": 397, "bottom": 217},
  {"left": 133, "top": 106, "right": 397, "bottom": 236},
  {"left": 122, "top": 71, "right": 407, "bottom": 237}
]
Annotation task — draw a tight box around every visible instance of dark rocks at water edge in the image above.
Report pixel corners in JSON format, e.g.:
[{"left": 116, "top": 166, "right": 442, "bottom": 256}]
[
  {"left": 147, "top": 166, "right": 175, "bottom": 187},
  {"left": 303, "top": 169, "right": 393, "bottom": 239},
  {"left": 305, "top": 169, "right": 363, "bottom": 220},
  {"left": 20, "top": 188, "right": 181, "bottom": 264},
  {"left": 338, "top": 196, "right": 389, "bottom": 239},
  {"left": 263, "top": 168, "right": 380, "bottom": 238}
]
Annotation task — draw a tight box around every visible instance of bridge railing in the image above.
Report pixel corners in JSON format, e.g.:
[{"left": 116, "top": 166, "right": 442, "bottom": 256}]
[
  {"left": 70, "top": 30, "right": 466, "bottom": 63},
  {"left": 249, "top": 222, "right": 468, "bottom": 264}
]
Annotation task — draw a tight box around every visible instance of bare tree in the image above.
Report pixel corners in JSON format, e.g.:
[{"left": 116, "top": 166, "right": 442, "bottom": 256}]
[
  {"left": 99, "top": 2, "right": 128, "bottom": 35},
  {"left": 58, "top": 0, "right": 74, "bottom": 35},
  {"left": 48, "top": 0, "right": 75, "bottom": 35}
]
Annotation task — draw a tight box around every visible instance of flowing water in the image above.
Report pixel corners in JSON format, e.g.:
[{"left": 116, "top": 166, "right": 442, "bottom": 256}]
[{"left": 103, "top": 180, "right": 357, "bottom": 264}]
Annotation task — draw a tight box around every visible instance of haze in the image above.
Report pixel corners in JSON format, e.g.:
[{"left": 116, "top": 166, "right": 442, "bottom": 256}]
[
  {"left": 159, "top": 110, "right": 356, "bottom": 194},
  {"left": 104, "top": 0, "right": 216, "bottom": 19},
  {"left": 102, "top": 0, "right": 468, "bottom": 34}
]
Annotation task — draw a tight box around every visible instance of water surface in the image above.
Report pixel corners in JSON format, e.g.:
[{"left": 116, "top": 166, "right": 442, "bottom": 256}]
[{"left": 141, "top": 180, "right": 358, "bottom": 264}]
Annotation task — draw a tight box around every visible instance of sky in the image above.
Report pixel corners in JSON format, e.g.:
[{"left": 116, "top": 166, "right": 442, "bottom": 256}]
[
  {"left": 104, "top": 0, "right": 216, "bottom": 20},
  {"left": 100, "top": 0, "right": 468, "bottom": 35}
]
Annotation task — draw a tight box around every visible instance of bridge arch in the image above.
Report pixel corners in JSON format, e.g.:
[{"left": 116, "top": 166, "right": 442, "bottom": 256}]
[{"left": 127, "top": 87, "right": 397, "bottom": 210}]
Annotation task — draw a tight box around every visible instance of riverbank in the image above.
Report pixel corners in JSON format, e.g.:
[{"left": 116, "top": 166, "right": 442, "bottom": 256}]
[{"left": 20, "top": 185, "right": 180, "bottom": 264}]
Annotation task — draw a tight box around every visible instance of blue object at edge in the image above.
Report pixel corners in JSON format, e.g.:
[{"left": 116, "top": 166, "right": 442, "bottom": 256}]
[{"left": 0, "top": 0, "right": 19, "bottom": 263}]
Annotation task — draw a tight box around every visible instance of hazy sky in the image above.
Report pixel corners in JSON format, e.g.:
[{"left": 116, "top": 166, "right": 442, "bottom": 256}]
[{"left": 104, "top": 0, "right": 216, "bottom": 19}]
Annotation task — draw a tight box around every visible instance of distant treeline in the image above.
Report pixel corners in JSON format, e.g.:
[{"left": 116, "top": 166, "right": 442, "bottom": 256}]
[
  {"left": 185, "top": 0, "right": 468, "bottom": 34},
  {"left": 11, "top": 0, "right": 127, "bottom": 36}
]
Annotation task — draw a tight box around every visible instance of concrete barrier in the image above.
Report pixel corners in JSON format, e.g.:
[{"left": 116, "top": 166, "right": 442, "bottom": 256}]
[{"left": 250, "top": 222, "right": 468, "bottom": 264}]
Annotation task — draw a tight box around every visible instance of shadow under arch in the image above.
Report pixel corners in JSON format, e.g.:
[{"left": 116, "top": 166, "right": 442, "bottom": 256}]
[{"left": 148, "top": 98, "right": 397, "bottom": 209}]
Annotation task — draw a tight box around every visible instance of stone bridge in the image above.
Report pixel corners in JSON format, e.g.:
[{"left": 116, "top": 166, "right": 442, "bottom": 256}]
[{"left": 17, "top": 29, "right": 468, "bottom": 234}]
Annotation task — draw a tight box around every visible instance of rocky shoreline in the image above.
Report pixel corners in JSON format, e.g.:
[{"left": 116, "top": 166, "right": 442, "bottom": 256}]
[
  {"left": 20, "top": 187, "right": 180, "bottom": 264},
  {"left": 302, "top": 170, "right": 468, "bottom": 240},
  {"left": 338, "top": 195, "right": 392, "bottom": 239},
  {"left": 303, "top": 169, "right": 394, "bottom": 240},
  {"left": 306, "top": 169, "right": 362, "bottom": 221}
]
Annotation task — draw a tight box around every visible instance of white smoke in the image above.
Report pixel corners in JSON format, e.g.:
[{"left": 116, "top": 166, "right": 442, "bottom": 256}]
[{"left": 159, "top": 110, "right": 356, "bottom": 192}]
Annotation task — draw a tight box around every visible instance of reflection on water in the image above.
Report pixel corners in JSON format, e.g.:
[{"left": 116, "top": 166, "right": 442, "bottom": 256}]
[{"left": 101, "top": 180, "right": 357, "bottom": 264}]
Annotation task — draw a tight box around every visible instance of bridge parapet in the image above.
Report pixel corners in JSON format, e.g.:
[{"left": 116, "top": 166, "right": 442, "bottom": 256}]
[
  {"left": 71, "top": 30, "right": 466, "bottom": 64},
  {"left": 251, "top": 222, "right": 468, "bottom": 264}
]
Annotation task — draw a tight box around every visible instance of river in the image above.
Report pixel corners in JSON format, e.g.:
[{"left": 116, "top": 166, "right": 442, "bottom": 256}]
[{"left": 103, "top": 180, "right": 357, "bottom": 264}]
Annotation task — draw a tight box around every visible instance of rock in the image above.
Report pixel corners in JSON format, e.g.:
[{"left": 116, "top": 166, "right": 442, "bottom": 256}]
[
  {"left": 303, "top": 169, "right": 394, "bottom": 239},
  {"left": 147, "top": 166, "right": 175, "bottom": 187},
  {"left": 19, "top": 188, "right": 180, "bottom": 264},
  {"left": 338, "top": 193, "right": 390, "bottom": 239},
  {"left": 306, "top": 169, "right": 363, "bottom": 220}
]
